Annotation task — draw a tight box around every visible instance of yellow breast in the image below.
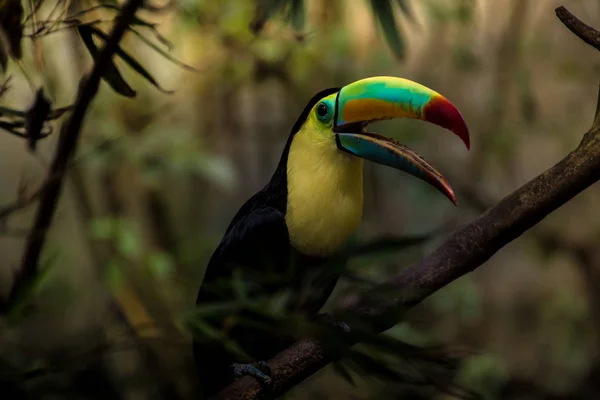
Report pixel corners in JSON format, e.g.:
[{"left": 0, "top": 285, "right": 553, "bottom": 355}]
[{"left": 285, "top": 123, "right": 364, "bottom": 257}]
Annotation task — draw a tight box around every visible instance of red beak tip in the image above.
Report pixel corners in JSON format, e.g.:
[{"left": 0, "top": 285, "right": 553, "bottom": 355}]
[
  {"left": 425, "top": 96, "right": 471, "bottom": 151},
  {"left": 449, "top": 194, "right": 458, "bottom": 207},
  {"left": 441, "top": 184, "right": 457, "bottom": 206}
]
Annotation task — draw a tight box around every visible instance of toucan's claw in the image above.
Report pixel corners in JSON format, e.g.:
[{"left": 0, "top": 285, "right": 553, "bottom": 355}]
[{"left": 232, "top": 361, "right": 273, "bottom": 390}]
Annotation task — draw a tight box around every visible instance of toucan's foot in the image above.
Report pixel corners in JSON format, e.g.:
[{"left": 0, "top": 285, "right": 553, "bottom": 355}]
[
  {"left": 319, "top": 312, "right": 351, "bottom": 333},
  {"left": 232, "top": 361, "right": 273, "bottom": 389}
]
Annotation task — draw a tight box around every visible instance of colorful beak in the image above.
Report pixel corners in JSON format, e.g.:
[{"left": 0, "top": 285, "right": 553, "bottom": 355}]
[{"left": 333, "top": 76, "right": 470, "bottom": 205}]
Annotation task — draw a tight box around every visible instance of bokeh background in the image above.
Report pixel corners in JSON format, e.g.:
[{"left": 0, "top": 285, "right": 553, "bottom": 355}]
[{"left": 1, "top": 0, "right": 600, "bottom": 398}]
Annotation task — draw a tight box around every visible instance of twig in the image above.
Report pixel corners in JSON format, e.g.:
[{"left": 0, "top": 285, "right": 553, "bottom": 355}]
[
  {"left": 214, "top": 6, "right": 600, "bottom": 399},
  {"left": 555, "top": 6, "right": 600, "bottom": 51},
  {"left": 0, "top": 0, "right": 146, "bottom": 313},
  {"left": 0, "top": 187, "right": 44, "bottom": 221}
]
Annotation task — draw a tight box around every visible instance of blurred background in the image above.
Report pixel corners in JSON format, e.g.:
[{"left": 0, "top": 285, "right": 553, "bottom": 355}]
[{"left": 1, "top": 0, "right": 600, "bottom": 398}]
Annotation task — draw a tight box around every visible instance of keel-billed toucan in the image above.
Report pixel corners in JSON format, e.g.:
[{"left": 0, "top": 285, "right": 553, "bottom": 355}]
[{"left": 194, "top": 76, "right": 469, "bottom": 397}]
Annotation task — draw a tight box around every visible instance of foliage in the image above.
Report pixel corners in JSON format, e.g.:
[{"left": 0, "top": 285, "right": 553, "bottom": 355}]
[
  {"left": 0, "top": 1, "right": 597, "bottom": 400},
  {"left": 254, "top": 0, "right": 414, "bottom": 59}
]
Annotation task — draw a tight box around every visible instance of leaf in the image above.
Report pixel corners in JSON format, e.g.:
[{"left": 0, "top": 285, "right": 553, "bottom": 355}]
[
  {"left": 48, "top": 104, "right": 73, "bottom": 120},
  {"left": 128, "top": 26, "right": 198, "bottom": 72},
  {"left": 0, "top": 119, "right": 26, "bottom": 137},
  {"left": 288, "top": 0, "right": 305, "bottom": 31},
  {"left": 87, "top": 25, "right": 174, "bottom": 94},
  {"left": 232, "top": 268, "right": 248, "bottom": 301},
  {"left": 6, "top": 248, "right": 60, "bottom": 323},
  {"left": 346, "top": 234, "right": 432, "bottom": 259},
  {"left": 89, "top": 217, "right": 116, "bottom": 240},
  {"left": 128, "top": 15, "right": 174, "bottom": 51},
  {"left": 106, "top": 259, "right": 123, "bottom": 289},
  {"left": 117, "top": 226, "right": 141, "bottom": 260},
  {"left": 0, "top": 0, "right": 23, "bottom": 60},
  {"left": 332, "top": 361, "right": 357, "bottom": 387},
  {"left": 77, "top": 25, "right": 136, "bottom": 97},
  {"left": 369, "top": 0, "right": 405, "bottom": 60},
  {"left": 69, "top": 4, "right": 174, "bottom": 51},
  {"left": 25, "top": 88, "right": 51, "bottom": 152},
  {"left": 347, "top": 349, "right": 409, "bottom": 382},
  {"left": 0, "top": 105, "right": 24, "bottom": 117},
  {"left": 147, "top": 251, "right": 173, "bottom": 278},
  {"left": 187, "top": 301, "right": 242, "bottom": 318}
]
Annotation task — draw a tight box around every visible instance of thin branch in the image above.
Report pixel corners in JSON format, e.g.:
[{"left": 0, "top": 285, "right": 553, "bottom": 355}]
[
  {"left": 0, "top": 187, "right": 44, "bottom": 221},
  {"left": 555, "top": 6, "right": 600, "bottom": 51},
  {"left": 0, "top": 0, "right": 146, "bottom": 313},
  {"left": 215, "top": 7, "right": 600, "bottom": 399}
]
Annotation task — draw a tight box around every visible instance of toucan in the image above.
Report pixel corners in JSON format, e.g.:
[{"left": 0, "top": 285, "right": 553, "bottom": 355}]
[{"left": 193, "top": 76, "right": 470, "bottom": 398}]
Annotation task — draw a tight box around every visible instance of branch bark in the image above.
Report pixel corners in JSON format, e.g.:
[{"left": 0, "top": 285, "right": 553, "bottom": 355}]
[
  {"left": 215, "top": 6, "right": 600, "bottom": 399},
  {"left": 555, "top": 6, "right": 600, "bottom": 52},
  {"left": 0, "top": 0, "right": 146, "bottom": 312}
]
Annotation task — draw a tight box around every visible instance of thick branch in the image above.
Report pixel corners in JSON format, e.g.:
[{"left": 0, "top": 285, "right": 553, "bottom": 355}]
[
  {"left": 216, "top": 6, "right": 600, "bottom": 400},
  {"left": 0, "top": 0, "right": 146, "bottom": 312}
]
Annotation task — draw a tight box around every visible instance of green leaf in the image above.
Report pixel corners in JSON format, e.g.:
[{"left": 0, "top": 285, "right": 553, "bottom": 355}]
[
  {"left": 147, "top": 251, "right": 174, "bottom": 278},
  {"left": 117, "top": 226, "right": 141, "bottom": 260},
  {"left": 346, "top": 349, "right": 407, "bottom": 382},
  {"left": 185, "top": 314, "right": 223, "bottom": 341},
  {"left": 0, "top": 105, "right": 25, "bottom": 117},
  {"left": 128, "top": 27, "right": 198, "bottom": 72},
  {"left": 0, "top": 105, "right": 71, "bottom": 120},
  {"left": 106, "top": 259, "right": 123, "bottom": 289},
  {"left": 6, "top": 249, "right": 60, "bottom": 322},
  {"left": 75, "top": 4, "right": 176, "bottom": 52},
  {"left": 187, "top": 301, "right": 242, "bottom": 318},
  {"left": 369, "top": 0, "right": 405, "bottom": 60},
  {"left": 454, "top": 0, "right": 475, "bottom": 24},
  {"left": 346, "top": 234, "right": 431, "bottom": 259},
  {"left": 77, "top": 24, "right": 136, "bottom": 97},
  {"left": 232, "top": 268, "right": 248, "bottom": 301},
  {"left": 0, "top": 120, "right": 21, "bottom": 134},
  {"left": 288, "top": 0, "right": 305, "bottom": 31},
  {"left": 89, "top": 217, "right": 116, "bottom": 240},
  {"left": 48, "top": 105, "right": 74, "bottom": 120},
  {"left": 184, "top": 314, "right": 252, "bottom": 359},
  {"left": 332, "top": 361, "right": 357, "bottom": 387},
  {"left": 87, "top": 25, "right": 174, "bottom": 94}
]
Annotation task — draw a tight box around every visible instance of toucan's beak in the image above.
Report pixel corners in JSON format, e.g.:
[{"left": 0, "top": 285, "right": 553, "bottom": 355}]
[{"left": 333, "top": 76, "right": 470, "bottom": 206}]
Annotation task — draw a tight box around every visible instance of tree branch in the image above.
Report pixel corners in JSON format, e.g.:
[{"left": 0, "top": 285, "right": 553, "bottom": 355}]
[
  {"left": 215, "top": 6, "right": 600, "bottom": 399},
  {"left": 555, "top": 6, "right": 600, "bottom": 52},
  {"left": 0, "top": 0, "right": 146, "bottom": 312}
]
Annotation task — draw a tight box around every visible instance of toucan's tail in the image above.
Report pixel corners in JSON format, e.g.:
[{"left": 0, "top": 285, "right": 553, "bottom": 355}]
[{"left": 193, "top": 340, "right": 235, "bottom": 399}]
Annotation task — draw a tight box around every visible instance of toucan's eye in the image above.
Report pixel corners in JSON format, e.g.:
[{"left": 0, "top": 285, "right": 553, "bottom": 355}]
[{"left": 316, "top": 102, "right": 331, "bottom": 122}]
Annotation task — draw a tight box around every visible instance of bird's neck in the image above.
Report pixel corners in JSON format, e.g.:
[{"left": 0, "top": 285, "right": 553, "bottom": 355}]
[{"left": 285, "top": 130, "right": 364, "bottom": 257}]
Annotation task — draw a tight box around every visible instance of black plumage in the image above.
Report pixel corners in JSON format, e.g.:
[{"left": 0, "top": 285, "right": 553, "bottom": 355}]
[{"left": 193, "top": 88, "right": 343, "bottom": 397}]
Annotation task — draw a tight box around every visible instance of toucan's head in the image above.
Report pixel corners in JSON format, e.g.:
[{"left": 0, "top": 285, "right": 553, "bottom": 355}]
[{"left": 289, "top": 76, "right": 469, "bottom": 205}]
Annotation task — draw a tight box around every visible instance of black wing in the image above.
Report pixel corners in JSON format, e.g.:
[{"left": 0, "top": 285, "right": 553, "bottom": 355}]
[
  {"left": 193, "top": 206, "right": 291, "bottom": 397},
  {"left": 196, "top": 205, "right": 290, "bottom": 306}
]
